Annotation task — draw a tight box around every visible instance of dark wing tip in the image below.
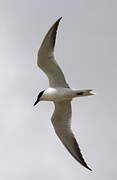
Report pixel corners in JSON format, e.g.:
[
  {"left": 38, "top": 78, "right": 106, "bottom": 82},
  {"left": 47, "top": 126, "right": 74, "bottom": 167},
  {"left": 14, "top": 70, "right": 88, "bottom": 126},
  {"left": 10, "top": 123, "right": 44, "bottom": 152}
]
[
  {"left": 50, "top": 17, "right": 62, "bottom": 48},
  {"left": 63, "top": 136, "right": 92, "bottom": 171},
  {"left": 83, "top": 162, "right": 92, "bottom": 171},
  {"left": 38, "top": 17, "right": 62, "bottom": 53},
  {"left": 72, "top": 138, "right": 92, "bottom": 171},
  {"left": 57, "top": 17, "right": 62, "bottom": 22},
  {"left": 86, "top": 166, "right": 92, "bottom": 171}
]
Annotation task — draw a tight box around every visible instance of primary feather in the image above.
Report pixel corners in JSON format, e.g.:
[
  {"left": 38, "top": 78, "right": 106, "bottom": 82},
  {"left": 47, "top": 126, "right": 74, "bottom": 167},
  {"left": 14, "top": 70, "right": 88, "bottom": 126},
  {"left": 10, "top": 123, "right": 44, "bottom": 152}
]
[{"left": 37, "top": 18, "right": 69, "bottom": 88}]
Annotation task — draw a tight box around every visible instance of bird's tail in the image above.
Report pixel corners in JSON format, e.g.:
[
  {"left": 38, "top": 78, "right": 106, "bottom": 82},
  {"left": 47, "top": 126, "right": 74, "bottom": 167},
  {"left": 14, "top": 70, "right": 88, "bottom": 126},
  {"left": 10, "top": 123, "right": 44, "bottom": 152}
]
[{"left": 75, "top": 89, "right": 95, "bottom": 97}]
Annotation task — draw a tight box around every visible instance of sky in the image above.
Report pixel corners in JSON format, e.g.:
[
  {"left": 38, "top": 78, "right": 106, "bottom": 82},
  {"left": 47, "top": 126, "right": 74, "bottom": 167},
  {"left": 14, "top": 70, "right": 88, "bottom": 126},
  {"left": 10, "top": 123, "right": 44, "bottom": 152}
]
[{"left": 0, "top": 0, "right": 117, "bottom": 179}]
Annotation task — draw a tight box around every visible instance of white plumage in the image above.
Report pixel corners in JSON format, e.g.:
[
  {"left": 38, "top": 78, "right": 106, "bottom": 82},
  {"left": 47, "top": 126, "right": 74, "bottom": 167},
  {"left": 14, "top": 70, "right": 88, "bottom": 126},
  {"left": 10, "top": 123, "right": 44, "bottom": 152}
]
[{"left": 34, "top": 17, "right": 95, "bottom": 171}]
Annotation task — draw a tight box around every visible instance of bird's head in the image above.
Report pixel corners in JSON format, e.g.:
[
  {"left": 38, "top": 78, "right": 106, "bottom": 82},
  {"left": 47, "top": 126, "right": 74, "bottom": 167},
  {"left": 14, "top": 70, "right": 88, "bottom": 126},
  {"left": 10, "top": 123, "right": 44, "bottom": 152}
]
[{"left": 34, "top": 90, "right": 45, "bottom": 106}]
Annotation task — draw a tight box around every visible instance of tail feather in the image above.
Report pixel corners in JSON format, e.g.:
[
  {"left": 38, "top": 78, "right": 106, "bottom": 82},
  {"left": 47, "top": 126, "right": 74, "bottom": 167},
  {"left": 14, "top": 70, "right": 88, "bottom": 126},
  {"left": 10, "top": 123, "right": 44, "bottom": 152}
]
[{"left": 76, "top": 89, "right": 95, "bottom": 97}]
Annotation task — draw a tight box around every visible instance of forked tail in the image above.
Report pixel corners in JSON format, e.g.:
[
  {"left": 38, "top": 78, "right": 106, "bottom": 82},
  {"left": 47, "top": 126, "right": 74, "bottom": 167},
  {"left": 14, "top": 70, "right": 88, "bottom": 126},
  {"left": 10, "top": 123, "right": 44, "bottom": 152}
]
[{"left": 75, "top": 89, "right": 95, "bottom": 97}]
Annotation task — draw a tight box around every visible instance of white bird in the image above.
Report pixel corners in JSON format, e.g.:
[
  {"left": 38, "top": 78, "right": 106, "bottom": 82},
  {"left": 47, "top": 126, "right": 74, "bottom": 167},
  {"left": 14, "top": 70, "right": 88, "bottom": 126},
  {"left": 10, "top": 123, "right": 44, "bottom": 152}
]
[{"left": 34, "top": 17, "right": 94, "bottom": 171}]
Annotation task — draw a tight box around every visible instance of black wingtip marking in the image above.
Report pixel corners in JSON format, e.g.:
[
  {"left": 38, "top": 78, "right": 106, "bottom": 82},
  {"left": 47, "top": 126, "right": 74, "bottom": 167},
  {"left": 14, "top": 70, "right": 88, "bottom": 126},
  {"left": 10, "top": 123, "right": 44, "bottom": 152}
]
[
  {"left": 51, "top": 17, "right": 62, "bottom": 48},
  {"left": 61, "top": 136, "right": 92, "bottom": 171},
  {"left": 87, "top": 166, "right": 92, "bottom": 171},
  {"left": 72, "top": 138, "right": 92, "bottom": 171},
  {"left": 55, "top": 17, "right": 62, "bottom": 26},
  {"left": 57, "top": 17, "right": 62, "bottom": 22}
]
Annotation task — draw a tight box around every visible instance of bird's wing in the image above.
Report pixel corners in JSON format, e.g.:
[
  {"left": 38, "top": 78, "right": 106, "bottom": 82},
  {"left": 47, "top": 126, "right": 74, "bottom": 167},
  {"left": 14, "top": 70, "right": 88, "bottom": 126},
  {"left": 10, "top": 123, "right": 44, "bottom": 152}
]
[
  {"left": 37, "top": 17, "right": 69, "bottom": 88},
  {"left": 51, "top": 101, "right": 92, "bottom": 171}
]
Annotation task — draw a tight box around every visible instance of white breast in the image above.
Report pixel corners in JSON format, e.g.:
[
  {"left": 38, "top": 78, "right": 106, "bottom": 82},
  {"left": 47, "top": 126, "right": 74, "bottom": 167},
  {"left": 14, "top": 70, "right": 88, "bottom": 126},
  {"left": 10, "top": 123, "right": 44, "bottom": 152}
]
[{"left": 40, "top": 88, "right": 74, "bottom": 102}]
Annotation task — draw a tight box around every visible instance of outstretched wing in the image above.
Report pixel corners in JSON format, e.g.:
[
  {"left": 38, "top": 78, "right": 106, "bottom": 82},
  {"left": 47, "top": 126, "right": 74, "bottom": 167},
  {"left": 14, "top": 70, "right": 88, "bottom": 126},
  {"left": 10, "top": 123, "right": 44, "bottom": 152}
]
[
  {"left": 37, "top": 18, "right": 69, "bottom": 88},
  {"left": 51, "top": 101, "right": 92, "bottom": 171}
]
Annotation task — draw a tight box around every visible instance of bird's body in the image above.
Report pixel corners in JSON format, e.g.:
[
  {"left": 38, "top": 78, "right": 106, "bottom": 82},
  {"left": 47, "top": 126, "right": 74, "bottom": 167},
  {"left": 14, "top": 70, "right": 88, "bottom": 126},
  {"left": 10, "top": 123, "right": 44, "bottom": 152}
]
[
  {"left": 34, "top": 17, "right": 95, "bottom": 171},
  {"left": 40, "top": 87, "right": 94, "bottom": 102},
  {"left": 40, "top": 87, "right": 72, "bottom": 101}
]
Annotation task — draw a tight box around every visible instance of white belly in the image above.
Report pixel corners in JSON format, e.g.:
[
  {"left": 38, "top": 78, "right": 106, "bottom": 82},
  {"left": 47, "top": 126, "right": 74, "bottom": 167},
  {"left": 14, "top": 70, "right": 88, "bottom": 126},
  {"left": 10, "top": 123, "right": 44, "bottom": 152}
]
[{"left": 40, "top": 88, "right": 74, "bottom": 101}]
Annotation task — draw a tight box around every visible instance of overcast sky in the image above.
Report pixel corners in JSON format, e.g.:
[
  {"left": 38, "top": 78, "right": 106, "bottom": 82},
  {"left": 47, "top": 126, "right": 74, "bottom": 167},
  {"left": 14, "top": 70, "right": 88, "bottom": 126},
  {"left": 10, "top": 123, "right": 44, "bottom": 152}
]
[{"left": 0, "top": 0, "right": 117, "bottom": 179}]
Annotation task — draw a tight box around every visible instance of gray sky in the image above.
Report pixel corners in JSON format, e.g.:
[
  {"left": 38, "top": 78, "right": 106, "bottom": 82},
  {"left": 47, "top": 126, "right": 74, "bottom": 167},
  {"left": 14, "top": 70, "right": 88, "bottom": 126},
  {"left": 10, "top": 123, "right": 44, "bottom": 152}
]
[{"left": 0, "top": 0, "right": 117, "bottom": 179}]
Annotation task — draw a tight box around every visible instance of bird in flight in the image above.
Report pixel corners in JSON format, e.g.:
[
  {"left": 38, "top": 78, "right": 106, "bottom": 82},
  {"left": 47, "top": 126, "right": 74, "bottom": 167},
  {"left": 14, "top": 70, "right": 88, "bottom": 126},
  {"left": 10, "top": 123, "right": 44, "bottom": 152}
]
[{"left": 34, "top": 17, "right": 94, "bottom": 171}]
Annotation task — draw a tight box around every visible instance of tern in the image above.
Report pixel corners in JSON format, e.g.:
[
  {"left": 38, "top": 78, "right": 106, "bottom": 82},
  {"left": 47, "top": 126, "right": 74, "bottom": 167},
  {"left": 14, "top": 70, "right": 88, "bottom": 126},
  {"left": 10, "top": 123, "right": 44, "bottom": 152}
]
[{"left": 34, "top": 17, "right": 94, "bottom": 171}]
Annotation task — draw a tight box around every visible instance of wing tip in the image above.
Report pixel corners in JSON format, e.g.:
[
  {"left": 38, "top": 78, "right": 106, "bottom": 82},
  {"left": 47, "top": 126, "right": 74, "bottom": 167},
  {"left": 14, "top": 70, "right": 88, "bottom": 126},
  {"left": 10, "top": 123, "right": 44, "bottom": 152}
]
[
  {"left": 49, "top": 17, "right": 62, "bottom": 48},
  {"left": 57, "top": 17, "right": 62, "bottom": 22},
  {"left": 78, "top": 158, "right": 92, "bottom": 171},
  {"left": 54, "top": 17, "right": 62, "bottom": 27},
  {"left": 78, "top": 157, "right": 92, "bottom": 171},
  {"left": 85, "top": 164, "right": 92, "bottom": 171}
]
